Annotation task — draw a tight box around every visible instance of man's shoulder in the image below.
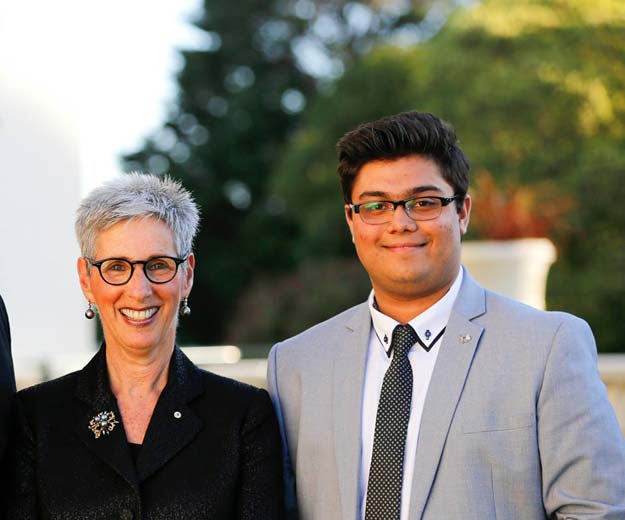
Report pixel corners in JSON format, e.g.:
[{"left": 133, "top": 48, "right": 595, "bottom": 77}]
[
  {"left": 481, "top": 288, "right": 591, "bottom": 335},
  {"left": 273, "top": 301, "right": 369, "bottom": 354},
  {"left": 459, "top": 269, "right": 589, "bottom": 331}
]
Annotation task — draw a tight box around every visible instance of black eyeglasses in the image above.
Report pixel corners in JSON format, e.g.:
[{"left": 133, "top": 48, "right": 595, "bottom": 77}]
[
  {"left": 350, "top": 195, "right": 460, "bottom": 225},
  {"left": 86, "top": 256, "right": 188, "bottom": 286}
]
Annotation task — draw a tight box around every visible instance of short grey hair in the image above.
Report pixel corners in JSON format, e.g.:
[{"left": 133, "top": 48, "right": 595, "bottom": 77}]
[{"left": 76, "top": 172, "right": 200, "bottom": 258}]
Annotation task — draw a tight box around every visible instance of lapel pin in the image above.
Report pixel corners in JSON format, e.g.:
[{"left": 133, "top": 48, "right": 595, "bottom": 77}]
[
  {"left": 89, "top": 411, "right": 119, "bottom": 439},
  {"left": 459, "top": 334, "right": 472, "bottom": 344},
  {"left": 425, "top": 329, "right": 432, "bottom": 340}
]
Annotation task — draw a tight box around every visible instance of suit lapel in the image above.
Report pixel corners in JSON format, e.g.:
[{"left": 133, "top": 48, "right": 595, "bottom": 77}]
[
  {"left": 408, "top": 271, "right": 486, "bottom": 518},
  {"left": 137, "top": 347, "right": 204, "bottom": 482},
  {"left": 333, "top": 303, "right": 371, "bottom": 520},
  {"left": 74, "top": 346, "right": 205, "bottom": 487},
  {"left": 74, "top": 346, "right": 138, "bottom": 489}
]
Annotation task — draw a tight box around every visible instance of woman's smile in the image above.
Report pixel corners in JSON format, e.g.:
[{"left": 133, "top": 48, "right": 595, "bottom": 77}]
[{"left": 119, "top": 307, "right": 159, "bottom": 322}]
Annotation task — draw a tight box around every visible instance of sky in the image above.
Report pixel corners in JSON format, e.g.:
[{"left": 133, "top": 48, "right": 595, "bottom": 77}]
[
  {"left": 0, "top": 0, "right": 473, "bottom": 197},
  {"left": 0, "top": 0, "right": 210, "bottom": 362},
  {"left": 0, "top": 0, "right": 206, "bottom": 194}
]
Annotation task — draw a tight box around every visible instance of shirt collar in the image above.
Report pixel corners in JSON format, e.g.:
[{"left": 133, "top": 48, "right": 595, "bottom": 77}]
[{"left": 368, "top": 267, "right": 464, "bottom": 356}]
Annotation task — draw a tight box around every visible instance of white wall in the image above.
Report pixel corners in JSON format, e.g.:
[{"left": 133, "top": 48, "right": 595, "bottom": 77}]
[
  {"left": 0, "top": 0, "right": 209, "bottom": 382},
  {"left": 0, "top": 78, "right": 95, "bottom": 371}
]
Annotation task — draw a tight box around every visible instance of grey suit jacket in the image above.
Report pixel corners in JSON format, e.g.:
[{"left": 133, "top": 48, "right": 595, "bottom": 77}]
[{"left": 267, "top": 270, "right": 625, "bottom": 519}]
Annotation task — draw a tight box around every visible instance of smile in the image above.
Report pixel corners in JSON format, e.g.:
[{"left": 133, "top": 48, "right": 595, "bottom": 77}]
[
  {"left": 385, "top": 242, "right": 427, "bottom": 250},
  {"left": 120, "top": 307, "right": 158, "bottom": 321}
]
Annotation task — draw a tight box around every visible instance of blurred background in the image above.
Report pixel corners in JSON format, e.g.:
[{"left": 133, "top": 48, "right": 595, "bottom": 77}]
[
  {"left": 125, "top": 0, "right": 625, "bottom": 354},
  {"left": 2, "top": 0, "right": 625, "bottom": 407}
]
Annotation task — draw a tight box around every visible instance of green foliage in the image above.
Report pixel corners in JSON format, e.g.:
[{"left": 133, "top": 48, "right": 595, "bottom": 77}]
[
  {"left": 269, "top": 0, "right": 625, "bottom": 351},
  {"left": 121, "top": 0, "right": 625, "bottom": 350},
  {"left": 226, "top": 258, "right": 371, "bottom": 344},
  {"left": 547, "top": 156, "right": 625, "bottom": 353},
  {"left": 123, "top": 0, "right": 315, "bottom": 343},
  {"left": 271, "top": 47, "right": 419, "bottom": 259},
  {"left": 121, "top": 0, "right": 446, "bottom": 344}
]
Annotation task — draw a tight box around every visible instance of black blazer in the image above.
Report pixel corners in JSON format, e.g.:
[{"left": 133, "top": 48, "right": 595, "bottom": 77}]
[
  {"left": 0, "top": 295, "right": 16, "bottom": 465},
  {"left": 7, "top": 346, "right": 284, "bottom": 519}
]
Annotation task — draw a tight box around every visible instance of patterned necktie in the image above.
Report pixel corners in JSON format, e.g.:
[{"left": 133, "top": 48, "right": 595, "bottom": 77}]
[{"left": 365, "top": 324, "right": 417, "bottom": 520}]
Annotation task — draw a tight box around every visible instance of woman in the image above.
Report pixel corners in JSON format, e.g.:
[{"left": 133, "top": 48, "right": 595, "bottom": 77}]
[{"left": 7, "top": 173, "right": 284, "bottom": 519}]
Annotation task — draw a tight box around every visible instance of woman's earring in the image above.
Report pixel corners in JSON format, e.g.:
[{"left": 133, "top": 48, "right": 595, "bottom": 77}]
[
  {"left": 84, "top": 302, "right": 95, "bottom": 320},
  {"left": 179, "top": 297, "right": 191, "bottom": 317}
]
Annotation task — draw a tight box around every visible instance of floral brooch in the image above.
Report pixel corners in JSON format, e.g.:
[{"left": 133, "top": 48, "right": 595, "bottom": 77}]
[{"left": 89, "top": 411, "right": 119, "bottom": 439}]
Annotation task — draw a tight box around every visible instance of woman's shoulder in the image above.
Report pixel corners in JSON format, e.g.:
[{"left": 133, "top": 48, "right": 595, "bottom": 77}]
[
  {"left": 174, "top": 346, "right": 265, "bottom": 402},
  {"left": 17, "top": 371, "right": 80, "bottom": 409},
  {"left": 196, "top": 367, "right": 267, "bottom": 400},
  {"left": 191, "top": 367, "right": 273, "bottom": 416},
  {"left": 15, "top": 372, "right": 83, "bottom": 432},
  {"left": 192, "top": 369, "right": 276, "bottom": 431}
]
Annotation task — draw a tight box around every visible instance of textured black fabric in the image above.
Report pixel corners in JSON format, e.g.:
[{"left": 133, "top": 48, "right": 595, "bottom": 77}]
[
  {"left": 128, "top": 442, "right": 142, "bottom": 468},
  {"left": 6, "top": 346, "right": 284, "bottom": 519},
  {"left": 0, "top": 295, "right": 16, "bottom": 515},
  {"left": 365, "top": 324, "right": 417, "bottom": 520}
]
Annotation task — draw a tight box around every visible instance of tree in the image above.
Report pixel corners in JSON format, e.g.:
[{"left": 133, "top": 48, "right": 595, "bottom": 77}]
[
  {"left": 264, "top": 0, "right": 625, "bottom": 351},
  {"left": 122, "top": 0, "right": 453, "bottom": 344}
]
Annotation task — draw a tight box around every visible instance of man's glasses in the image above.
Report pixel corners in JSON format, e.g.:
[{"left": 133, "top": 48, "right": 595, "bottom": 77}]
[
  {"left": 86, "top": 256, "right": 187, "bottom": 286},
  {"left": 349, "top": 195, "right": 460, "bottom": 225}
]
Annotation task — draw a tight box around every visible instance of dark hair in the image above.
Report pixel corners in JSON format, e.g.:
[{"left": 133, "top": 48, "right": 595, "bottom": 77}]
[{"left": 336, "top": 111, "right": 470, "bottom": 208}]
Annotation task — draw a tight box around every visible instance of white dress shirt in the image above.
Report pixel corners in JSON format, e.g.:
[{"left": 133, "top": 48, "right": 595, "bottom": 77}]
[{"left": 359, "top": 268, "right": 463, "bottom": 520}]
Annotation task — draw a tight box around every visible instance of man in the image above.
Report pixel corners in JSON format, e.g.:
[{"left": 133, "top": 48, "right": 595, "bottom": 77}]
[
  {"left": 267, "top": 111, "right": 625, "bottom": 519},
  {"left": 0, "top": 294, "right": 16, "bottom": 473}
]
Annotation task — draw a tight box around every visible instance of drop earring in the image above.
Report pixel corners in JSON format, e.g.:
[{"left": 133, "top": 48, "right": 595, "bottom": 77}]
[
  {"left": 84, "top": 302, "right": 95, "bottom": 320},
  {"left": 179, "top": 297, "right": 191, "bottom": 317}
]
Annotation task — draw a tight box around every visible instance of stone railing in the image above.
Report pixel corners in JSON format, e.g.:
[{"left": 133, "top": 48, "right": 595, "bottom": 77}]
[
  {"left": 14, "top": 348, "right": 625, "bottom": 435},
  {"left": 598, "top": 355, "right": 625, "bottom": 435},
  {"left": 204, "top": 353, "right": 625, "bottom": 437}
]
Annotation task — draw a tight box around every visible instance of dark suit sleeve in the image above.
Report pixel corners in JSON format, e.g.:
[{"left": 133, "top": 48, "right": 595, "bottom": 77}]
[
  {"left": 236, "top": 388, "right": 284, "bottom": 520},
  {"left": 5, "top": 392, "right": 38, "bottom": 519},
  {"left": 0, "top": 295, "right": 17, "bottom": 517},
  {"left": 0, "top": 294, "right": 16, "bottom": 452}
]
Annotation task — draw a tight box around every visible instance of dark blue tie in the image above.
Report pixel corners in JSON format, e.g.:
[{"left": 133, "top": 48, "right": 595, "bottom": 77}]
[{"left": 365, "top": 324, "right": 417, "bottom": 520}]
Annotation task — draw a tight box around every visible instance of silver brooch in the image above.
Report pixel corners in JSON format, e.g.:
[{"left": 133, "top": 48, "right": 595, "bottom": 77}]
[
  {"left": 459, "top": 334, "right": 472, "bottom": 344},
  {"left": 88, "top": 411, "right": 119, "bottom": 439}
]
